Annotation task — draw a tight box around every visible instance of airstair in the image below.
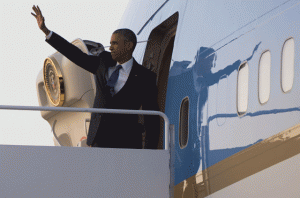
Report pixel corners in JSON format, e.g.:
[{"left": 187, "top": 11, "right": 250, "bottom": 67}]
[{"left": 0, "top": 105, "right": 175, "bottom": 198}]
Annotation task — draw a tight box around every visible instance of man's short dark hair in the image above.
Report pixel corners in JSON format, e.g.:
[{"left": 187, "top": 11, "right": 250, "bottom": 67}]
[{"left": 113, "top": 28, "right": 137, "bottom": 51}]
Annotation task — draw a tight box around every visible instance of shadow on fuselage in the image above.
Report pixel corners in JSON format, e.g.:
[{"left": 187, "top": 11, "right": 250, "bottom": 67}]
[{"left": 167, "top": 42, "right": 263, "bottom": 187}]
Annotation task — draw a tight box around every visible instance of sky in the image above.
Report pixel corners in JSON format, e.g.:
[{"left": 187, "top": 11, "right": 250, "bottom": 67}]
[{"left": 0, "top": 0, "right": 131, "bottom": 146}]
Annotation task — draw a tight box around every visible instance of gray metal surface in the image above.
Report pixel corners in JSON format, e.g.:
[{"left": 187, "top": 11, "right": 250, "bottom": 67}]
[
  {"left": 0, "top": 145, "right": 170, "bottom": 198},
  {"left": 0, "top": 105, "right": 173, "bottom": 197}
]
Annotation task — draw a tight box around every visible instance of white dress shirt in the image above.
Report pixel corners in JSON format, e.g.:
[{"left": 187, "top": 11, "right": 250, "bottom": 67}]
[
  {"left": 46, "top": 31, "right": 133, "bottom": 94},
  {"left": 108, "top": 58, "right": 133, "bottom": 94},
  {"left": 45, "top": 31, "right": 53, "bottom": 40}
]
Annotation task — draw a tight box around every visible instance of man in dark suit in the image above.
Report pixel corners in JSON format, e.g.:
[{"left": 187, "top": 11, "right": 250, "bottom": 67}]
[{"left": 32, "top": 5, "right": 160, "bottom": 149}]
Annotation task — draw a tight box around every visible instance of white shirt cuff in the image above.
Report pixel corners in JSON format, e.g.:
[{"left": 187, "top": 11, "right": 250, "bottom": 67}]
[{"left": 46, "top": 31, "right": 53, "bottom": 40}]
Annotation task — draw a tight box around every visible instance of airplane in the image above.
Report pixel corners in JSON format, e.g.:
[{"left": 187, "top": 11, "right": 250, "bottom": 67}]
[{"left": 32, "top": 0, "right": 300, "bottom": 197}]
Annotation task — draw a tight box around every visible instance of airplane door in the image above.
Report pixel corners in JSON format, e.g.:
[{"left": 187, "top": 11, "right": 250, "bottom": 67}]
[{"left": 36, "top": 39, "right": 102, "bottom": 147}]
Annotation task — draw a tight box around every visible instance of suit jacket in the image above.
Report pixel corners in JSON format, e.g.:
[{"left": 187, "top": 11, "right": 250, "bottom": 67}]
[{"left": 46, "top": 32, "right": 160, "bottom": 149}]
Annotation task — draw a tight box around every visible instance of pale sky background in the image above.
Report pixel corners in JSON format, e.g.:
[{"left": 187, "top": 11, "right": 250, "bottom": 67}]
[{"left": 0, "top": 0, "right": 131, "bottom": 146}]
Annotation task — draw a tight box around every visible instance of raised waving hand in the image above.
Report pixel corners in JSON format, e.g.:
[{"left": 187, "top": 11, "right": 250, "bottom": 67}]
[{"left": 31, "top": 5, "right": 50, "bottom": 35}]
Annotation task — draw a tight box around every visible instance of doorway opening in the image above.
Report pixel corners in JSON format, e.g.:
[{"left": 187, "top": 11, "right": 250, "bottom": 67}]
[{"left": 142, "top": 12, "right": 178, "bottom": 149}]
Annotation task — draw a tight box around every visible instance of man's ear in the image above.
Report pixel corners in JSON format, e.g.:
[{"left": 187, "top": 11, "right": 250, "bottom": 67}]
[{"left": 125, "top": 41, "right": 134, "bottom": 52}]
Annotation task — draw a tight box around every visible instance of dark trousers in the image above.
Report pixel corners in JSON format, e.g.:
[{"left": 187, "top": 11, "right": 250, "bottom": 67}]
[{"left": 92, "top": 121, "right": 143, "bottom": 149}]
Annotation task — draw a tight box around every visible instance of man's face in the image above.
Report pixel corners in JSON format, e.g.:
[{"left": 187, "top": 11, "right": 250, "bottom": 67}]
[{"left": 109, "top": 33, "right": 132, "bottom": 63}]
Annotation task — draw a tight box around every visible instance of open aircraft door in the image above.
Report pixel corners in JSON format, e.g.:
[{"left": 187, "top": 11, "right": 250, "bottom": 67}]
[{"left": 36, "top": 38, "right": 100, "bottom": 147}]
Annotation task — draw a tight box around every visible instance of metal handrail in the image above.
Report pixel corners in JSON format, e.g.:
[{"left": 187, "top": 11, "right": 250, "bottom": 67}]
[{"left": 0, "top": 105, "right": 170, "bottom": 150}]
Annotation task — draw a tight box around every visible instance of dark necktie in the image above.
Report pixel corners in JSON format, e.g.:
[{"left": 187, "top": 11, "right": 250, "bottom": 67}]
[{"left": 106, "top": 65, "right": 122, "bottom": 96}]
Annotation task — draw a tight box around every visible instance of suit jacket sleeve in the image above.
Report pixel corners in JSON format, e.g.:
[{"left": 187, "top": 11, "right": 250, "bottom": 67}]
[
  {"left": 142, "top": 71, "right": 160, "bottom": 149},
  {"left": 46, "top": 32, "right": 116, "bottom": 74}
]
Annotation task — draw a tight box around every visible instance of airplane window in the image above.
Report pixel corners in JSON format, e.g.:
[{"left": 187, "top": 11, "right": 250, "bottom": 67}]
[
  {"left": 237, "top": 62, "right": 249, "bottom": 116},
  {"left": 179, "top": 96, "right": 189, "bottom": 149},
  {"left": 259, "top": 50, "right": 271, "bottom": 104},
  {"left": 281, "top": 37, "right": 295, "bottom": 93}
]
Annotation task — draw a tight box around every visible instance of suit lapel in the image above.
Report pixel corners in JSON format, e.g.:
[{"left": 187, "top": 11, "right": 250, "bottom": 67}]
[
  {"left": 113, "top": 58, "right": 140, "bottom": 95},
  {"left": 127, "top": 59, "right": 140, "bottom": 82}
]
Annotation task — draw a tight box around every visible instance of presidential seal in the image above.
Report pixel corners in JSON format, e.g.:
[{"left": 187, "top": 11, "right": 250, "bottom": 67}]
[{"left": 43, "top": 57, "right": 65, "bottom": 107}]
